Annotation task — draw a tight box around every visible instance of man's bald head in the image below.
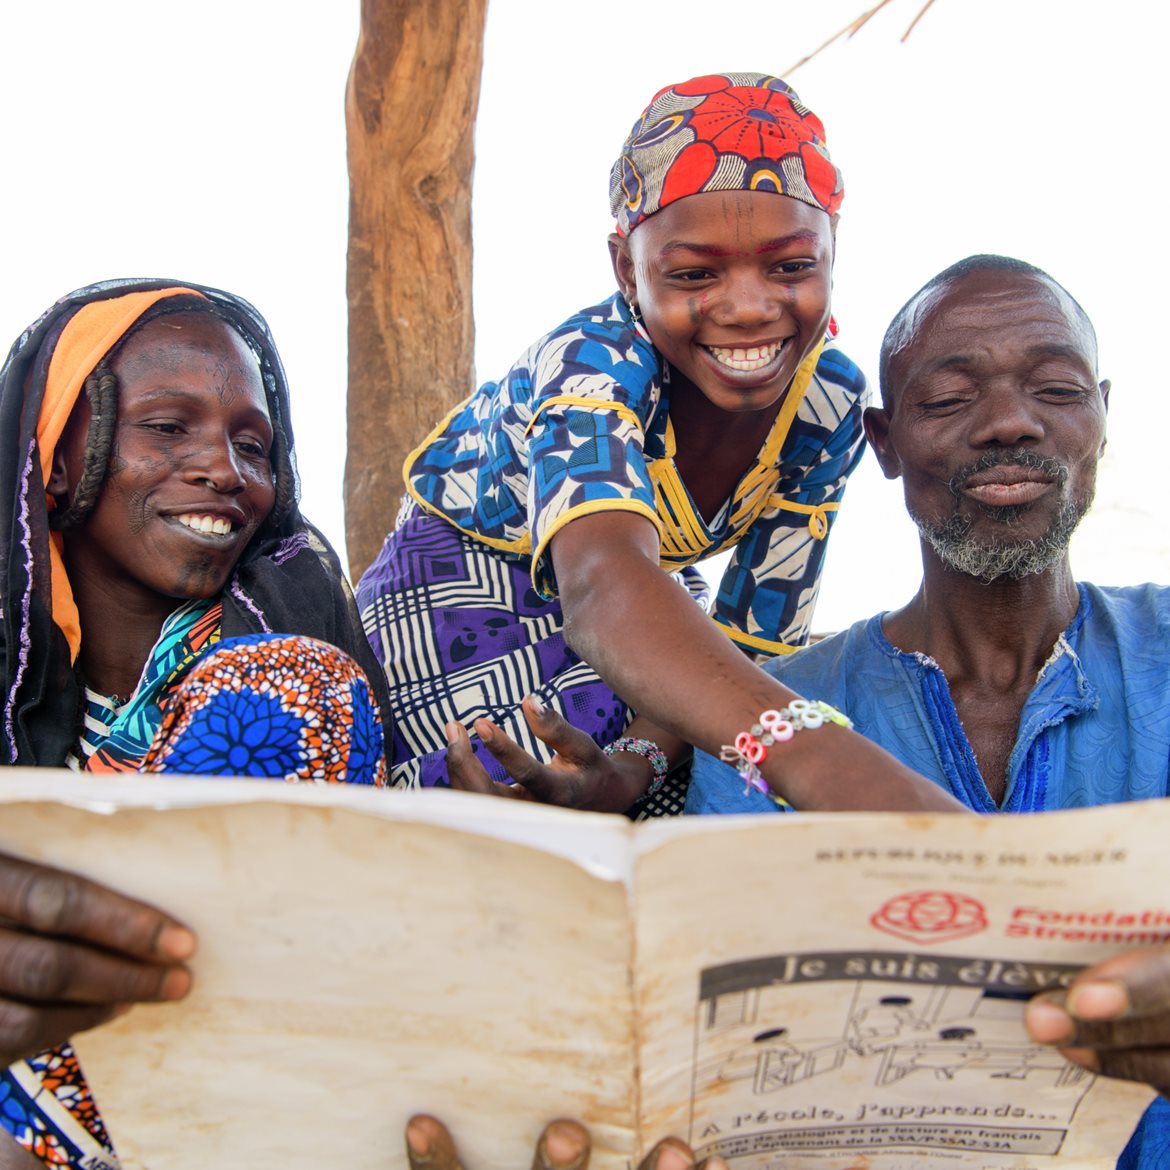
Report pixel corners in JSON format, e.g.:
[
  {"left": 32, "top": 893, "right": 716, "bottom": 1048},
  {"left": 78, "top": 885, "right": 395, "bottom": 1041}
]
[{"left": 878, "top": 255, "right": 1097, "bottom": 409}]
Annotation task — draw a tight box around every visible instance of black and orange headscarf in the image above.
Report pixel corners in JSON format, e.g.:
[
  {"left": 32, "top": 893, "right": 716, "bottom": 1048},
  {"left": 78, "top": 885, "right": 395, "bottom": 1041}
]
[
  {"left": 38, "top": 287, "right": 208, "bottom": 659},
  {"left": 0, "top": 278, "right": 392, "bottom": 765}
]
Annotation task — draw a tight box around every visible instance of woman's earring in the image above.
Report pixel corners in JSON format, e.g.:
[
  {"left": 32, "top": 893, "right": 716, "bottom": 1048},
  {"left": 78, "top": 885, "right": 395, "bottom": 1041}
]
[{"left": 628, "top": 300, "right": 642, "bottom": 324}]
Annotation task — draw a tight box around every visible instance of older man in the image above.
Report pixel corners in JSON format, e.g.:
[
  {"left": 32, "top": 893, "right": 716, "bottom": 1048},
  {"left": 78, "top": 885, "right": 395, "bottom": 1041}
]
[{"left": 687, "top": 254, "right": 1170, "bottom": 1166}]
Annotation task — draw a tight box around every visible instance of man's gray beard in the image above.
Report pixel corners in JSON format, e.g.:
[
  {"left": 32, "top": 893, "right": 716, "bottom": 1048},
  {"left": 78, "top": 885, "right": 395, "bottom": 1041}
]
[{"left": 911, "top": 498, "right": 1088, "bottom": 581}]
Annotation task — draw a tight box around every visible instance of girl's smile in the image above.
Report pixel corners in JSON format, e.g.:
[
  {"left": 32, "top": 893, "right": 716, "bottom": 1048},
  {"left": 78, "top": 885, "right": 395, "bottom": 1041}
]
[{"left": 611, "top": 188, "right": 834, "bottom": 417}]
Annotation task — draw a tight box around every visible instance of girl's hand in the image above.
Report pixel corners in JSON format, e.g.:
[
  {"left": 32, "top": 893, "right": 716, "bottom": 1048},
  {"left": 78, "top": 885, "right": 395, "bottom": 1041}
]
[
  {"left": 404, "top": 1114, "right": 727, "bottom": 1170},
  {"left": 445, "top": 696, "right": 654, "bottom": 812}
]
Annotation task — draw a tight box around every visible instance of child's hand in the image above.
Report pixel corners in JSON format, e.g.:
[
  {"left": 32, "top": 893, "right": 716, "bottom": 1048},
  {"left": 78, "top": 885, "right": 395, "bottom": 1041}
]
[
  {"left": 444, "top": 696, "right": 654, "bottom": 812},
  {"left": 404, "top": 1113, "right": 728, "bottom": 1170}
]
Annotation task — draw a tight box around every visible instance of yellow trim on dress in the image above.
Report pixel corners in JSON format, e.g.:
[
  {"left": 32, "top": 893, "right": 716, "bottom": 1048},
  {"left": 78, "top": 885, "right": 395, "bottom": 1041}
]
[
  {"left": 524, "top": 395, "right": 644, "bottom": 438},
  {"left": 402, "top": 339, "right": 832, "bottom": 644},
  {"left": 529, "top": 499, "right": 664, "bottom": 595},
  {"left": 767, "top": 497, "right": 839, "bottom": 540},
  {"left": 715, "top": 621, "right": 802, "bottom": 656},
  {"left": 402, "top": 394, "right": 534, "bottom": 556},
  {"left": 646, "top": 338, "right": 826, "bottom": 564},
  {"left": 404, "top": 393, "right": 653, "bottom": 559}
]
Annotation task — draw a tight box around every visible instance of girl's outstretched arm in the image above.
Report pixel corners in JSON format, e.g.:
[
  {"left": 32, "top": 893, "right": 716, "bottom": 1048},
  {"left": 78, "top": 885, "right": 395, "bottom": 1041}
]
[{"left": 551, "top": 511, "right": 964, "bottom": 814}]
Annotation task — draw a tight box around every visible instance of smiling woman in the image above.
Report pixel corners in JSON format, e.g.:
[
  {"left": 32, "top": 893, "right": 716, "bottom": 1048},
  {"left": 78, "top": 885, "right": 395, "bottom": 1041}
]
[
  {"left": 49, "top": 312, "right": 279, "bottom": 685},
  {"left": 0, "top": 278, "right": 397, "bottom": 1166},
  {"left": 0, "top": 279, "right": 394, "bottom": 776}
]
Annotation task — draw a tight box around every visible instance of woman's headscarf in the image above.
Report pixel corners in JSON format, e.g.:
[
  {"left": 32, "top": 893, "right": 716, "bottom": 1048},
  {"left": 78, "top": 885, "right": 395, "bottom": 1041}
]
[
  {"left": 609, "top": 72, "right": 844, "bottom": 237},
  {"left": 0, "top": 277, "right": 394, "bottom": 765}
]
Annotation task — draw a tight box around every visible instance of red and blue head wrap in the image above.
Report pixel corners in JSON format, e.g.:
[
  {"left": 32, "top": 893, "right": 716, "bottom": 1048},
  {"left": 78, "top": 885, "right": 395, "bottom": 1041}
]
[{"left": 609, "top": 73, "right": 843, "bottom": 237}]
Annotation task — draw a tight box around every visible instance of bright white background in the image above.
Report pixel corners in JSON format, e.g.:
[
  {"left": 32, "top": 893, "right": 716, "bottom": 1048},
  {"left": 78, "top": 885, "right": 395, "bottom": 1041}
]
[{"left": 2, "top": 1, "right": 1166, "bottom": 631}]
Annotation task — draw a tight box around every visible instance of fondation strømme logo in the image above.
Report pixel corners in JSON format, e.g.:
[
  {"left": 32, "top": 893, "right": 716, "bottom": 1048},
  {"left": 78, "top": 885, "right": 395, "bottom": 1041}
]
[{"left": 870, "top": 890, "right": 988, "bottom": 945}]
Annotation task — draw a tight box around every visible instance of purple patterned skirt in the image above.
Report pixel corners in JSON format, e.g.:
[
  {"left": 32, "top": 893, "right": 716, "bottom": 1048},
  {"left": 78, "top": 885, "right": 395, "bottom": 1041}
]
[{"left": 355, "top": 508, "right": 637, "bottom": 789}]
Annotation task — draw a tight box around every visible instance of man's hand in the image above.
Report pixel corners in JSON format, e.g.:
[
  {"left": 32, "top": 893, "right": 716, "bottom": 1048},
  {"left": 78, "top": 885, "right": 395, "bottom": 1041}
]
[
  {"left": 1025, "top": 945, "right": 1170, "bottom": 1096},
  {"left": 445, "top": 697, "right": 653, "bottom": 812},
  {"left": 0, "top": 851, "right": 196, "bottom": 1066},
  {"left": 404, "top": 1114, "right": 728, "bottom": 1170}
]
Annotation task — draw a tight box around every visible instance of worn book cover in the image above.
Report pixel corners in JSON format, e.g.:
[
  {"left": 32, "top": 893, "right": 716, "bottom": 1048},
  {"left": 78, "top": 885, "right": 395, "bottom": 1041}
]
[{"left": 0, "top": 772, "right": 1160, "bottom": 1169}]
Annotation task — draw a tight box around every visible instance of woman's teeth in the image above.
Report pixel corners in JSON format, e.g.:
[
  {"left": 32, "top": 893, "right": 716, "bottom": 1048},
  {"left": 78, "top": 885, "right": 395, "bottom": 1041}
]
[
  {"left": 177, "top": 514, "right": 234, "bottom": 536},
  {"left": 707, "top": 342, "right": 782, "bottom": 372}
]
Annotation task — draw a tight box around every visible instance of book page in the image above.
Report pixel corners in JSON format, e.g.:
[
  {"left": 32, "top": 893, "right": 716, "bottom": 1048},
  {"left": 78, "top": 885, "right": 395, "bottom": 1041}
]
[
  {"left": 634, "top": 803, "right": 1162, "bottom": 1169},
  {"left": 0, "top": 773, "right": 639, "bottom": 1170}
]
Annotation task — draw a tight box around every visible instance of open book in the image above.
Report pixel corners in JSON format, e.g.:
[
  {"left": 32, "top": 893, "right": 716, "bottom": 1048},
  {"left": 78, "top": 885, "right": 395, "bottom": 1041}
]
[{"left": 0, "top": 771, "right": 1161, "bottom": 1169}]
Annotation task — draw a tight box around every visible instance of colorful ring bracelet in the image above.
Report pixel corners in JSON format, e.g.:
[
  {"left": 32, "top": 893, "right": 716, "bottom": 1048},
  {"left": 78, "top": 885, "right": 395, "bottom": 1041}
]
[{"left": 721, "top": 700, "right": 853, "bottom": 801}]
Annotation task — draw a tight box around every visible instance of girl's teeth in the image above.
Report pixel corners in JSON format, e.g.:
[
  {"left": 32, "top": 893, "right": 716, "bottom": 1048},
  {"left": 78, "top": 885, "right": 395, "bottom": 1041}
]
[
  {"left": 708, "top": 343, "right": 781, "bottom": 372},
  {"left": 177, "top": 514, "right": 233, "bottom": 536}
]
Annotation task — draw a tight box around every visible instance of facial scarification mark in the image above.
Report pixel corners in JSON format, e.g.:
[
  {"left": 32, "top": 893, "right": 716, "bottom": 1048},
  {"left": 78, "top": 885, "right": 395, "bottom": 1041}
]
[
  {"left": 211, "top": 356, "right": 245, "bottom": 407},
  {"left": 123, "top": 487, "right": 150, "bottom": 535}
]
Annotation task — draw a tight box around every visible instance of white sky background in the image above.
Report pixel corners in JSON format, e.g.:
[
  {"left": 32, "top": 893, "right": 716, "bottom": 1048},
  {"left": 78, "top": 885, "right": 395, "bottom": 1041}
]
[{"left": 2, "top": 0, "right": 1167, "bottom": 633}]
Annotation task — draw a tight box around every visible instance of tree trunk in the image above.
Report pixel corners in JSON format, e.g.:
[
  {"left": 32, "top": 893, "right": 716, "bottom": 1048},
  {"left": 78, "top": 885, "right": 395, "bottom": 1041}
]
[{"left": 344, "top": 0, "right": 486, "bottom": 579}]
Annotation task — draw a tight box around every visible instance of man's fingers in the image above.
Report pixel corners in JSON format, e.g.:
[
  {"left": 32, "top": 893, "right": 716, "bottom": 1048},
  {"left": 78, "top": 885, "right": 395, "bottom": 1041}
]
[
  {"left": 0, "top": 926, "right": 191, "bottom": 1007},
  {"left": 1026, "top": 950, "right": 1170, "bottom": 1100},
  {"left": 639, "top": 1137, "right": 704, "bottom": 1170},
  {"left": 0, "top": 852, "right": 194, "bottom": 963},
  {"left": 405, "top": 1115, "right": 592, "bottom": 1170},
  {"left": 1066, "top": 948, "right": 1170, "bottom": 1020},
  {"left": 1027, "top": 948, "right": 1170, "bottom": 1049},
  {"left": 1047, "top": 1006, "right": 1170, "bottom": 1051},
  {"left": 1063, "top": 1045, "right": 1170, "bottom": 1096},
  {"left": 533, "top": 1119, "right": 590, "bottom": 1170},
  {"left": 406, "top": 1114, "right": 464, "bottom": 1170}
]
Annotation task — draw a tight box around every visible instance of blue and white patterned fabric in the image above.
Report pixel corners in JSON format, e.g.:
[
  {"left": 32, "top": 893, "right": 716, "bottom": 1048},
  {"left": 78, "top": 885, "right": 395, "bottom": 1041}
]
[
  {"left": 404, "top": 293, "right": 867, "bottom": 657},
  {"left": 686, "top": 581, "right": 1170, "bottom": 1168}
]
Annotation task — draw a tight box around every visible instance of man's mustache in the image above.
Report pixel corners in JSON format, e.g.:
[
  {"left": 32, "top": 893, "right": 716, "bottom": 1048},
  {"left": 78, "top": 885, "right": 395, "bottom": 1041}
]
[{"left": 947, "top": 450, "right": 1069, "bottom": 499}]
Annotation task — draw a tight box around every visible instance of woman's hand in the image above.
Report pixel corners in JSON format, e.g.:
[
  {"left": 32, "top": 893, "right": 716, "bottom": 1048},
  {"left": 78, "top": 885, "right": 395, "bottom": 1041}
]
[
  {"left": 404, "top": 1114, "right": 727, "bottom": 1170},
  {"left": 445, "top": 696, "right": 654, "bottom": 812},
  {"left": 0, "top": 851, "right": 196, "bottom": 1065},
  {"left": 1025, "top": 944, "right": 1170, "bottom": 1098}
]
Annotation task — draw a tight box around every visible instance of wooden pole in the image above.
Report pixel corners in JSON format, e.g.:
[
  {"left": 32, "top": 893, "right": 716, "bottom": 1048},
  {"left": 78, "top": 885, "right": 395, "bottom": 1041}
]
[{"left": 344, "top": 0, "right": 487, "bottom": 578}]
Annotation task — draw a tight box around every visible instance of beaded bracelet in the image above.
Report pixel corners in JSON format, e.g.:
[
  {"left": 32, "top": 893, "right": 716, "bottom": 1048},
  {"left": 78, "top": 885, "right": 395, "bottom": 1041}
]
[
  {"left": 604, "top": 736, "right": 670, "bottom": 796},
  {"left": 721, "top": 700, "right": 853, "bottom": 801}
]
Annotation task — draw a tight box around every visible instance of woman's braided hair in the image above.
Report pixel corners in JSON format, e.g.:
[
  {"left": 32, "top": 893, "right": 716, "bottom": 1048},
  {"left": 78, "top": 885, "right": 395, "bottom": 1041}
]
[{"left": 49, "top": 294, "right": 297, "bottom": 538}]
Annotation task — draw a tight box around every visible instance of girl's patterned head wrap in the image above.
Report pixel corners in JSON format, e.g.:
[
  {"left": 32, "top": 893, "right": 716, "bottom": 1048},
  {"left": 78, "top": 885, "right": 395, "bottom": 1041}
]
[{"left": 609, "top": 73, "right": 843, "bottom": 237}]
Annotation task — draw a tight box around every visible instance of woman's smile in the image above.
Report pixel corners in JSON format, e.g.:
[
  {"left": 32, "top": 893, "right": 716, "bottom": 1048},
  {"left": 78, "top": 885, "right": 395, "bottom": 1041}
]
[{"left": 173, "top": 512, "right": 239, "bottom": 538}]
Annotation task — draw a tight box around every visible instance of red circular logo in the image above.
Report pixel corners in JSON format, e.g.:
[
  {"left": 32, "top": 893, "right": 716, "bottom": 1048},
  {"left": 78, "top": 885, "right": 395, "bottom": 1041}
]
[{"left": 871, "top": 891, "right": 988, "bottom": 945}]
